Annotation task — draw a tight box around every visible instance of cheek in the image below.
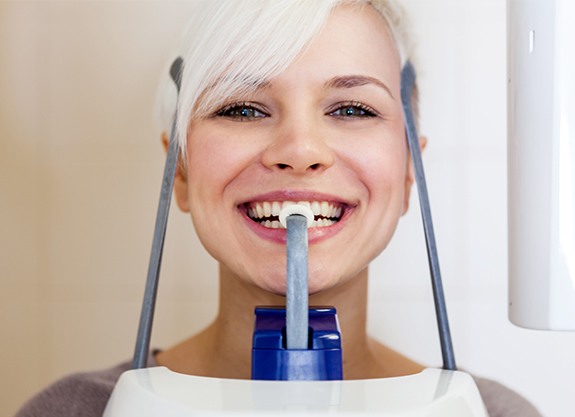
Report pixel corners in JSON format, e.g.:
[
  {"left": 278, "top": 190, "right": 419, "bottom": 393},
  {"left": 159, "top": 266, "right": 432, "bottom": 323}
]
[
  {"left": 183, "top": 128, "right": 265, "bottom": 256},
  {"left": 186, "top": 129, "right": 253, "bottom": 200},
  {"left": 184, "top": 132, "right": 234, "bottom": 245},
  {"left": 341, "top": 133, "right": 408, "bottom": 196},
  {"left": 187, "top": 134, "right": 230, "bottom": 190}
]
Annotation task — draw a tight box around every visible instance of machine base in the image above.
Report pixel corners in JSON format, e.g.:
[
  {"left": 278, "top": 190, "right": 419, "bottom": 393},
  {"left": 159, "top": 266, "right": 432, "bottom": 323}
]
[{"left": 104, "top": 367, "right": 488, "bottom": 416}]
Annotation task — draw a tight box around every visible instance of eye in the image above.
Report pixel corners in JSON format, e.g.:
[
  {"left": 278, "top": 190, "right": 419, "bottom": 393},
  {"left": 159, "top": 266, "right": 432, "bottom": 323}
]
[
  {"left": 215, "top": 102, "right": 268, "bottom": 121},
  {"left": 328, "top": 101, "right": 378, "bottom": 119}
]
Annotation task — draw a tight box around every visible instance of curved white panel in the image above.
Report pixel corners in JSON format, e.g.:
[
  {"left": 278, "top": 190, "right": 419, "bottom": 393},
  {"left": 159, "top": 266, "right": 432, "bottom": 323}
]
[
  {"left": 508, "top": 0, "right": 575, "bottom": 330},
  {"left": 103, "top": 367, "right": 488, "bottom": 417}
]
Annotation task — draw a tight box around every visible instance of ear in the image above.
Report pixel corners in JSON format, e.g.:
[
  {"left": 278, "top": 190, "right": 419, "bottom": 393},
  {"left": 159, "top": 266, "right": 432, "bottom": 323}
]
[
  {"left": 402, "top": 135, "right": 428, "bottom": 215},
  {"left": 161, "top": 132, "right": 190, "bottom": 213}
]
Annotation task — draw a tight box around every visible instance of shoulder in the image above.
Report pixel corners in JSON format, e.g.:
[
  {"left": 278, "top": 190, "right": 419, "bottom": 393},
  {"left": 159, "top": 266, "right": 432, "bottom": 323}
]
[
  {"left": 473, "top": 375, "right": 543, "bottom": 417},
  {"left": 14, "top": 360, "right": 131, "bottom": 417}
]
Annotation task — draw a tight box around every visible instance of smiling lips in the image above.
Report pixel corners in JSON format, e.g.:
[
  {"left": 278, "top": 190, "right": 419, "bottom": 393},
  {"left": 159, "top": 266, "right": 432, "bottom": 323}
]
[{"left": 244, "top": 201, "right": 344, "bottom": 229}]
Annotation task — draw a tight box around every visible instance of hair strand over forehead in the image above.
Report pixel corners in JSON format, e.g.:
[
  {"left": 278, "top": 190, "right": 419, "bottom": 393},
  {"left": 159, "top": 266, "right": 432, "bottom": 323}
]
[{"left": 154, "top": 0, "right": 413, "bottom": 157}]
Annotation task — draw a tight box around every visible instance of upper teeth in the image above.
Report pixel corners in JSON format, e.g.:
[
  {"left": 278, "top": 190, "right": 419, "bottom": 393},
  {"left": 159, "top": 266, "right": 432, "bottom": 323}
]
[{"left": 247, "top": 201, "right": 343, "bottom": 228}]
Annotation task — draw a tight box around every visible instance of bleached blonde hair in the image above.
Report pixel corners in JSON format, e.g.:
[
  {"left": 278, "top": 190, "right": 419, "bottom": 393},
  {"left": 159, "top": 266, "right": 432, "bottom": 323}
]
[{"left": 155, "top": 0, "right": 413, "bottom": 156}]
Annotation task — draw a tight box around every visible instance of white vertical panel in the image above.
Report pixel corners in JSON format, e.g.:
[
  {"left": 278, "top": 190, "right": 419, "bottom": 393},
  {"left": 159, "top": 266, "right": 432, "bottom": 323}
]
[{"left": 508, "top": 0, "right": 575, "bottom": 331}]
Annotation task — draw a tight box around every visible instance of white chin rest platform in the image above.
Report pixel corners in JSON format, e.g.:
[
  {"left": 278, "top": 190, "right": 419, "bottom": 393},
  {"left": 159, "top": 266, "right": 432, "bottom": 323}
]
[{"left": 104, "top": 367, "right": 488, "bottom": 417}]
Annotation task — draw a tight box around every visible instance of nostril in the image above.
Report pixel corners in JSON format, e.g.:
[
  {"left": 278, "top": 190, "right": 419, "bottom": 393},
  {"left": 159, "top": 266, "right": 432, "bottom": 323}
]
[
  {"left": 309, "top": 163, "right": 320, "bottom": 170},
  {"left": 277, "top": 163, "right": 290, "bottom": 170}
]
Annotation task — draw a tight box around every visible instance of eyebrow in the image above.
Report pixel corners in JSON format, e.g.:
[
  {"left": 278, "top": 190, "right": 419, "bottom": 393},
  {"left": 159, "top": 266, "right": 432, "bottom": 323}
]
[{"left": 324, "top": 75, "right": 394, "bottom": 99}]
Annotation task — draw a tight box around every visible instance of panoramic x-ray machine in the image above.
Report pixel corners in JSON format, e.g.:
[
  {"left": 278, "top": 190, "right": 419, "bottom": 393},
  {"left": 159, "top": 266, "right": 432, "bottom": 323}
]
[{"left": 104, "top": 1, "right": 574, "bottom": 414}]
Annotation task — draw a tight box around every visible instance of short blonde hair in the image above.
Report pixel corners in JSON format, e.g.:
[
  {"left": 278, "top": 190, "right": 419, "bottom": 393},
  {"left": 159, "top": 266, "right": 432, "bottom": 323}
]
[{"left": 155, "top": 0, "right": 413, "bottom": 156}]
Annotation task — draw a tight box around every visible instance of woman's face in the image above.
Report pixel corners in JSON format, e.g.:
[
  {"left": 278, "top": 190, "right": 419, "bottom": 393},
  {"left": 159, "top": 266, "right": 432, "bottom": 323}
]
[{"left": 176, "top": 5, "right": 413, "bottom": 295}]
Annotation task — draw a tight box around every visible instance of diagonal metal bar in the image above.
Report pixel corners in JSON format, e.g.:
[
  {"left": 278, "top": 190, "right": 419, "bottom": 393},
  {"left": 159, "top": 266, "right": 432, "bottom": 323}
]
[
  {"left": 400, "top": 61, "right": 457, "bottom": 371},
  {"left": 132, "top": 57, "right": 183, "bottom": 369}
]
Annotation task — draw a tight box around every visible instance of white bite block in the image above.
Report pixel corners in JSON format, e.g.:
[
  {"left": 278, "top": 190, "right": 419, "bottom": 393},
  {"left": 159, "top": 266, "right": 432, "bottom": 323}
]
[{"left": 279, "top": 204, "right": 315, "bottom": 228}]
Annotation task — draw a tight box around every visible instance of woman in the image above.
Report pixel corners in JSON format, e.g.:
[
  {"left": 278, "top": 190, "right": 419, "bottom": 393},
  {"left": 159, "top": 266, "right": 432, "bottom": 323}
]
[{"left": 16, "top": 1, "right": 541, "bottom": 416}]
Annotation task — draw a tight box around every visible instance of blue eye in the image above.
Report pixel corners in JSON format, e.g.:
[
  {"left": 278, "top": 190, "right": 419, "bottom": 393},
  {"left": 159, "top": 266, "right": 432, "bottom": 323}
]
[
  {"left": 216, "top": 103, "right": 267, "bottom": 120},
  {"left": 329, "top": 102, "right": 377, "bottom": 118}
]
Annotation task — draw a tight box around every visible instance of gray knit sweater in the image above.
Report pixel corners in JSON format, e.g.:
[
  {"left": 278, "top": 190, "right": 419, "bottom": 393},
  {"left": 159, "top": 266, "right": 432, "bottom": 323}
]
[{"left": 15, "top": 357, "right": 542, "bottom": 417}]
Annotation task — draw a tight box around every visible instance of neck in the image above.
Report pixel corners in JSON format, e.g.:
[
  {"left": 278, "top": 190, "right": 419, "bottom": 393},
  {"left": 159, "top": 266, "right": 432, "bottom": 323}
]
[
  {"left": 155, "top": 264, "right": 424, "bottom": 379},
  {"left": 211, "top": 264, "right": 371, "bottom": 378}
]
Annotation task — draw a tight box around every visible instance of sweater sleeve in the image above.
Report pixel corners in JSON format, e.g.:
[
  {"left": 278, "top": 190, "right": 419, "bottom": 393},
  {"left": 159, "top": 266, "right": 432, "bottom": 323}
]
[
  {"left": 14, "top": 362, "right": 129, "bottom": 417},
  {"left": 474, "top": 376, "right": 543, "bottom": 417}
]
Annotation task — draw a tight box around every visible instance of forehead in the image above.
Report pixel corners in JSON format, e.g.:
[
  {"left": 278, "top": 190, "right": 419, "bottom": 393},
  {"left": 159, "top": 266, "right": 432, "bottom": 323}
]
[
  {"left": 263, "top": 4, "right": 402, "bottom": 94},
  {"left": 190, "top": 3, "right": 403, "bottom": 120}
]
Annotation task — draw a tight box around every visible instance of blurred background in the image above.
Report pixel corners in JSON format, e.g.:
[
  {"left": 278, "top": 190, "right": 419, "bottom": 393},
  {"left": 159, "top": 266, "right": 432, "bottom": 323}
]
[{"left": 1, "top": 1, "right": 574, "bottom": 416}]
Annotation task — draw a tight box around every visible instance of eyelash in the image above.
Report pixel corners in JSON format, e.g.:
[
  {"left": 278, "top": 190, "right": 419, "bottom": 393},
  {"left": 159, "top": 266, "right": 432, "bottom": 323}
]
[
  {"left": 213, "top": 100, "right": 379, "bottom": 121},
  {"left": 215, "top": 102, "right": 268, "bottom": 120},
  {"left": 327, "top": 101, "right": 378, "bottom": 119}
]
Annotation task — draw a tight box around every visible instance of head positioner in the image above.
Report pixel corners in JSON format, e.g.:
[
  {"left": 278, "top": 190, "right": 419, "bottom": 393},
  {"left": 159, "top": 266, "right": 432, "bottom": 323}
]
[
  {"left": 134, "top": 58, "right": 457, "bottom": 371},
  {"left": 400, "top": 61, "right": 456, "bottom": 371}
]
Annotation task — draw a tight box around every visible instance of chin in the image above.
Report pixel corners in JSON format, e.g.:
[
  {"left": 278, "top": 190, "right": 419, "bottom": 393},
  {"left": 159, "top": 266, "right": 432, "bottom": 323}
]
[
  {"left": 307, "top": 276, "right": 339, "bottom": 296},
  {"left": 249, "top": 269, "right": 339, "bottom": 299}
]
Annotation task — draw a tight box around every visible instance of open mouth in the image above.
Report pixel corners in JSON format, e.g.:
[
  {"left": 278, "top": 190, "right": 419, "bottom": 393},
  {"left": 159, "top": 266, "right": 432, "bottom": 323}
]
[{"left": 243, "top": 201, "right": 345, "bottom": 229}]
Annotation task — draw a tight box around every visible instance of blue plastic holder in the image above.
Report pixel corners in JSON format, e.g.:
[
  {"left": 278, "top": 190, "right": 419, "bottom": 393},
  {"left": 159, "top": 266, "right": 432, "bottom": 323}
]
[{"left": 252, "top": 306, "right": 343, "bottom": 381}]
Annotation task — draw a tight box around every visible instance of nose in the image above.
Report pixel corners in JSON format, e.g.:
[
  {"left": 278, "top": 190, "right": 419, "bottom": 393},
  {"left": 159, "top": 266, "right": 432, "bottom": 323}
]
[{"left": 261, "top": 118, "right": 335, "bottom": 174}]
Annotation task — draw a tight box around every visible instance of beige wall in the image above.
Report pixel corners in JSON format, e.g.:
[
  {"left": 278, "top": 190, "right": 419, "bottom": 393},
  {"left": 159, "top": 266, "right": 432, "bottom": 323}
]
[
  {"left": 0, "top": 2, "right": 217, "bottom": 415},
  {"left": 2, "top": 1, "right": 575, "bottom": 417}
]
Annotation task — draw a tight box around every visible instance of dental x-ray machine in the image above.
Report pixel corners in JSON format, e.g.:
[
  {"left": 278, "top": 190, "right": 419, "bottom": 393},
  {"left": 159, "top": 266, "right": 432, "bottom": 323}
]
[{"left": 103, "top": 1, "right": 573, "bottom": 414}]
